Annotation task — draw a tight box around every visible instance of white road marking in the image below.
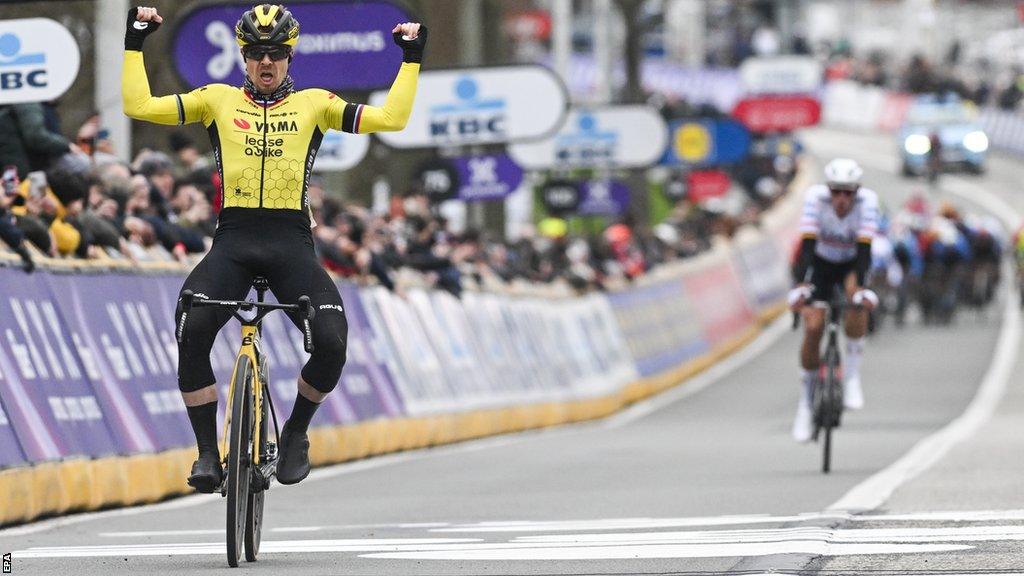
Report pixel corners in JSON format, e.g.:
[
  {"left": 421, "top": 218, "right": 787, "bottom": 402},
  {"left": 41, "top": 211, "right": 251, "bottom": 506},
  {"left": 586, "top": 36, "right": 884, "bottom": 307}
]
[
  {"left": 99, "top": 529, "right": 222, "bottom": 538},
  {"left": 360, "top": 543, "right": 970, "bottom": 561},
  {"left": 364, "top": 523, "right": 1024, "bottom": 560},
  {"left": 854, "top": 509, "right": 1024, "bottom": 522},
  {"left": 509, "top": 526, "right": 1024, "bottom": 544},
  {"left": 429, "top": 509, "right": 1024, "bottom": 533},
  {"left": 90, "top": 509, "right": 1024, "bottom": 539},
  {"left": 16, "top": 511, "right": 1024, "bottom": 562},
  {"left": 12, "top": 538, "right": 482, "bottom": 558},
  {"left": 604, "top": 314, "right": 792, "bottom": 428},
  {"left": 430, "top": 515, "right": 814, "bottom": 533}
]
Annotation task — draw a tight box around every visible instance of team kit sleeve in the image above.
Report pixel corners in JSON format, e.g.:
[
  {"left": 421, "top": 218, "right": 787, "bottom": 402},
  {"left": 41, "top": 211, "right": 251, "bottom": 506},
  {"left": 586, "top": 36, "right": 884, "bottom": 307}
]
[
  {"left": 792, "top": 186, "right": 822, "bottom": 283},
  {"left": 122, "top": 51, "right": 213, "bottom": 126},
  {"left": 321, "top": 62, "right": 420, "bottom": 134},
  {"left": 797, "top": 186, "right": 821, "bottom": 239}
]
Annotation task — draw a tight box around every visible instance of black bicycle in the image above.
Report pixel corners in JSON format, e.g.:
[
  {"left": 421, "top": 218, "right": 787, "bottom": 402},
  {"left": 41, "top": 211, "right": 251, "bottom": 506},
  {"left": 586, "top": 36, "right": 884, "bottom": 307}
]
[
  {"left": 177, "top": 277, "right": 314, "bottom": 566},
  {"left": 794, "top": 286, "right": 852, "bottom": 474}
]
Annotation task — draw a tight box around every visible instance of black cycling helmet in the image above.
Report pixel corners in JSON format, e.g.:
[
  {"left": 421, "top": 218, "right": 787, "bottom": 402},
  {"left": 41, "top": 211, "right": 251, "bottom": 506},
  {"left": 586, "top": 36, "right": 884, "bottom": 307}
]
[{"left": 235, "top": 4, "right": 299, "bottom": 47}]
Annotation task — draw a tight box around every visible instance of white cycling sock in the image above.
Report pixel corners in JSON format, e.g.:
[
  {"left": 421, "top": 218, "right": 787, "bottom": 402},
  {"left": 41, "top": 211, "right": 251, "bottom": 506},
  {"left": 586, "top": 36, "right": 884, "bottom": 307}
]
[
  {"left": 799, "top": 369, "right": 814, "bottom": 406},
  {"left": 845, "top": 337, "right": 865, "bottom": 381}
]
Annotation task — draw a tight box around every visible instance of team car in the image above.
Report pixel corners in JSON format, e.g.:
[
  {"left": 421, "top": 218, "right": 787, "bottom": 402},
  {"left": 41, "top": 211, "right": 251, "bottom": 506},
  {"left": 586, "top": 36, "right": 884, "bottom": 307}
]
[{"left": 899, "top": 94, "right": 988, "bottom": 177}]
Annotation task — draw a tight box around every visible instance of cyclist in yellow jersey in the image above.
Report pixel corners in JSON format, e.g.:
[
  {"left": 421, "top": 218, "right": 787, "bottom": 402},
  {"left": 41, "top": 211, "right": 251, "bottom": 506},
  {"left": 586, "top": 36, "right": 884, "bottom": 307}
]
[{"left": 122, "top": 5, "right": 425, "bottom": 491}]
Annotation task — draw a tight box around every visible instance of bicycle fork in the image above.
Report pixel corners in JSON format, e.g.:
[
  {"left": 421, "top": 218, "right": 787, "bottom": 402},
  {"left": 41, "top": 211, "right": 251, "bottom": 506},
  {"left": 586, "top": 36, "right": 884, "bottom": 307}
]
[{"left": 220, "top": 325, "right": 265, "bottom": 495}]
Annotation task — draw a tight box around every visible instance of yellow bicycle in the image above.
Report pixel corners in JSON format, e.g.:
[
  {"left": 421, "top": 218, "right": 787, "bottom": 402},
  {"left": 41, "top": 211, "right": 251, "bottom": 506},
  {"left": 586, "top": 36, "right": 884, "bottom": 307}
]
[{"left": 177, "top": 277, "right": 314, "bottom": 567}]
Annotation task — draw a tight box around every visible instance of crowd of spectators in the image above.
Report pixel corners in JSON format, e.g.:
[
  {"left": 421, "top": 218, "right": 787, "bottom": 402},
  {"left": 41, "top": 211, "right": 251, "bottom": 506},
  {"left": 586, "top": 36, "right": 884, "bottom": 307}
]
[
  {"left": 823, "top": 43, "right": 1024, "bottom": 112},
  {"left": 1, "top": 102, "right": 792, "bottom": 296}
]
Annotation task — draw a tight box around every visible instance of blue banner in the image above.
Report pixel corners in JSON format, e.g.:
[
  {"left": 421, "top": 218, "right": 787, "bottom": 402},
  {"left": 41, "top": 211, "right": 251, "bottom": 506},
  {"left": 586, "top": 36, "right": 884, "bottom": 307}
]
[
  {"left": 0, "top": 268, "right": 121, "bottom": 461},
  {"left": 661, "top": 118, "right": 751, "bottom": 167},
  {"left": 46, "top": 273, "right": 193, "bottom": 452},
  {"left": 172, "top": 1, "right": 412, "bottom": 92},
  {"left": 452, "top": 154, "right": 524, "bottom": 203}
]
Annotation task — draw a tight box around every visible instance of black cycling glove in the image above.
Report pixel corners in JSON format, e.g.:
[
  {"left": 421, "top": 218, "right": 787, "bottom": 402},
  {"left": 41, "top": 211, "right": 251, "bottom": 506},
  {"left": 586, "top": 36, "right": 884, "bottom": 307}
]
[
  {"left": 392, "top": 25, "right": 428, "bottom": 64},
  {"left": 125, "top": 7, "right": 161, "bottom": 51}
]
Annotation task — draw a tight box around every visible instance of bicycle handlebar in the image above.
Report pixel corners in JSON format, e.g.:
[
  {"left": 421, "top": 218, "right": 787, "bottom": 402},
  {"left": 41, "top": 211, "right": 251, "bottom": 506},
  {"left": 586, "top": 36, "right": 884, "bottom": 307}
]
[
  {"left": 176, "top": 290, "right": 316, "bottom": 354},
  {"left": 790, "top": 285, "right": 865, "bottom": 330}
]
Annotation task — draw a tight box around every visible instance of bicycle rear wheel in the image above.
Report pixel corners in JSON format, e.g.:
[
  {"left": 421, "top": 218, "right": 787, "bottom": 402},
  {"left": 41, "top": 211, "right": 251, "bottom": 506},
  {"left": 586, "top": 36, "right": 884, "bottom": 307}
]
[
  {"left": 226, "top": 356, "right": 254, "bottom": 568},
  {"left": 244, "top": 388, "right": 268, "bottom": 562},
  {"left": 821, "top": 350, "right": 843, "bottom": 474}
]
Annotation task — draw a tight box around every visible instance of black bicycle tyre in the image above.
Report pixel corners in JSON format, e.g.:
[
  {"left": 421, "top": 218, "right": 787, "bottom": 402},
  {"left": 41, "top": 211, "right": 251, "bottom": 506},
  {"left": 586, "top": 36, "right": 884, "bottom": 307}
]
[
  {"left": 822, "top": 425, "right": 832, "bottom": 474},
  {"left": 226, "top": 356, "right": 253, "bottom": 568},
  {"left": 820, "top": 347, "right": 841, "bottom": 474},
  {"left": 244, "top": 391, "right": 267, "bottom": 562}
]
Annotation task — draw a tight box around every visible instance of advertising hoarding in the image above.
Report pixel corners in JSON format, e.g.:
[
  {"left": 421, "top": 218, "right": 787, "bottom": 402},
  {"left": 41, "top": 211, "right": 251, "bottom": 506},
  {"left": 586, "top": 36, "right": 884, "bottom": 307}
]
[
  {"left": 509, "top": 105, "right": 668, "bottom": 169},
  {"left": 372, "top": 65, "right": 568, "bottom": 148},
  {"left": 661, "top": 118, "right": 751, "bottom": 167},
  {"left": 172, "top": 1, "right": 412, "bottom": 91},
  {"left": 0, "top": 19, "right": 80, "bottom": 104}
]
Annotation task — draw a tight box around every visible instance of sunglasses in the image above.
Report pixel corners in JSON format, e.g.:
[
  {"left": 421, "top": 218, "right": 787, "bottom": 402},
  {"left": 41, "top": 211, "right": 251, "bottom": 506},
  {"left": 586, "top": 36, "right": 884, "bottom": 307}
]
[
  {"left": 829, "top": 187, "right": 858, "bottom": 197},
  {"left": 242, "top": 45, "right": 291, "bottom": 62}
]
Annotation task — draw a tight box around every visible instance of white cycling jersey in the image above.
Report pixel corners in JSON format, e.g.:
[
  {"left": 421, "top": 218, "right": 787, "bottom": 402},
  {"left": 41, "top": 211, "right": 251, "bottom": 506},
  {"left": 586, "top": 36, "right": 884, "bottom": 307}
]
[{"left": 798, "top": 184, "right": 880, "bottom": 263}]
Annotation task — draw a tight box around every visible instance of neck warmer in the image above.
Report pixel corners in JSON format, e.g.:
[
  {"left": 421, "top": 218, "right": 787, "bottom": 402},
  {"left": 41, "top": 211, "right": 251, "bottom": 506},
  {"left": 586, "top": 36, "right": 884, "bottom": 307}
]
[{"left": 243, "top": 75, "right": 294, "bottom": 106}]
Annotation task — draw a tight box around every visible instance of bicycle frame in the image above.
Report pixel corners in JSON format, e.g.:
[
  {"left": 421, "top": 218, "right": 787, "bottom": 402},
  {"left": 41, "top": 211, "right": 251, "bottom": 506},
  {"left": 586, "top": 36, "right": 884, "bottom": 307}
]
[
  {"left": 222, "top": 323, "right": 266, "bottom": 468},
  {"left": 177, "top": 283, "right": 313, "bottom": 478}
]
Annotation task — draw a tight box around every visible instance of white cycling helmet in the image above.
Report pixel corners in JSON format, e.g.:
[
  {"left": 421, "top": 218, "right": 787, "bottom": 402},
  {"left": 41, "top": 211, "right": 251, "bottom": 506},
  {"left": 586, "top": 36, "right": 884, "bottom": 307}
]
[{"left": 823, "top": 158, "right": 863, "bottom": 191}]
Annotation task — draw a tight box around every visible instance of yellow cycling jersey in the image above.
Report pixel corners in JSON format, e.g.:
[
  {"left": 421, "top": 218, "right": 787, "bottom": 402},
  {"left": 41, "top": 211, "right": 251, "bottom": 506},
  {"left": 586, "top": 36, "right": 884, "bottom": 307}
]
[{"left": 122, "top": 50, "right": 418, "bottom": 211}]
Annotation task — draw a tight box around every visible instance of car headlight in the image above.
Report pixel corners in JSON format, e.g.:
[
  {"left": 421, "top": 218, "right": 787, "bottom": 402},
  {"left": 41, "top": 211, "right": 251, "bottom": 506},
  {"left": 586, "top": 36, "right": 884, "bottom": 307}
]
[
  {"left": 904, "top": 134, "right": 931, "bottom": 155},
  {"left": 963, "top": 131, "right": 988, "bottom": 153}
]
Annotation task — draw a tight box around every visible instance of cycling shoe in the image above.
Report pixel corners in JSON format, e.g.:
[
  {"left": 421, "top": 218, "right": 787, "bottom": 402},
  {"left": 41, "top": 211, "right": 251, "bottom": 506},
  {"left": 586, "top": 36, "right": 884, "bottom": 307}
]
[
  {"left": 276, "top": 427, "right": 310, "bottom": 485},
  {"left": 187, "top": 451, "right": 223, "bottom": 493}
]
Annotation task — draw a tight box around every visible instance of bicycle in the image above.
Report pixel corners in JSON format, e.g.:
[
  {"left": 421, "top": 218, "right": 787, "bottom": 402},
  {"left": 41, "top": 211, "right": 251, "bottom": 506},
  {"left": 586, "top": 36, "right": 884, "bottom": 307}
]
[
  {"left": 176, "top": 277, "right": 314, "bottom": 567},
  {"left": 793, "top": 285, "right": 856, "bottom": 474}
]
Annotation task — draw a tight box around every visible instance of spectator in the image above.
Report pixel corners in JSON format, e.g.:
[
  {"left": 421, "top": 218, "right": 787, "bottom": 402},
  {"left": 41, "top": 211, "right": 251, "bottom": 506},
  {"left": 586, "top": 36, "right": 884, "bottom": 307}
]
[
  {"left": 43, "top": 152, "right": 94, "bottom": 258},
  {"left": 171, "top": 181, "right": 215, "bottom": 238},
  {"left": 904, "top": 54, "right": 936, "bottom": 94},
  {"left": 77, "top": 174, "right": 124, "bottom": 254},
  {"left": 75, "top": 114, "right": 119, "bottom": 165},
  {"left": 0, "top": 102, "right": 73, "bottom": 178},
  {"left": 0, "top": 167, "right": 35, "bottom": 272},
  {"left": 135, "top": 151, "right": 176, "bottom": 220},
  {"left": 169, "top": 131, "right": 211, "bottom": 175},
  {"left": 997, "top": 68, "right": 1024, "bottom": 111}
]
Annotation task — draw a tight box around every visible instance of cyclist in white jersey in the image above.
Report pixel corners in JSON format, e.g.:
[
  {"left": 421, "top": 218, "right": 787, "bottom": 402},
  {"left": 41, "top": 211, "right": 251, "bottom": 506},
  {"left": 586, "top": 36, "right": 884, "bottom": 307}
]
[{"left": 788, "top": 159, "right": 879, "bottom": 442}]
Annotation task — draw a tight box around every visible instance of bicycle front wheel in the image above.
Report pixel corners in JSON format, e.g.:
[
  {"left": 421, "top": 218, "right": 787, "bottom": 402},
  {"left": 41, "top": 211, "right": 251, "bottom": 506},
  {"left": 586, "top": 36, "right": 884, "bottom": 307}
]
[
  {"left": 226, "top": 356, "right": 254, "bottom": 568},
  {"left": 822, "top": 425, "right": 832, "bottom": 474},
  {"left": 244, "top": 388, "right": 268, "bottom": 562}
]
